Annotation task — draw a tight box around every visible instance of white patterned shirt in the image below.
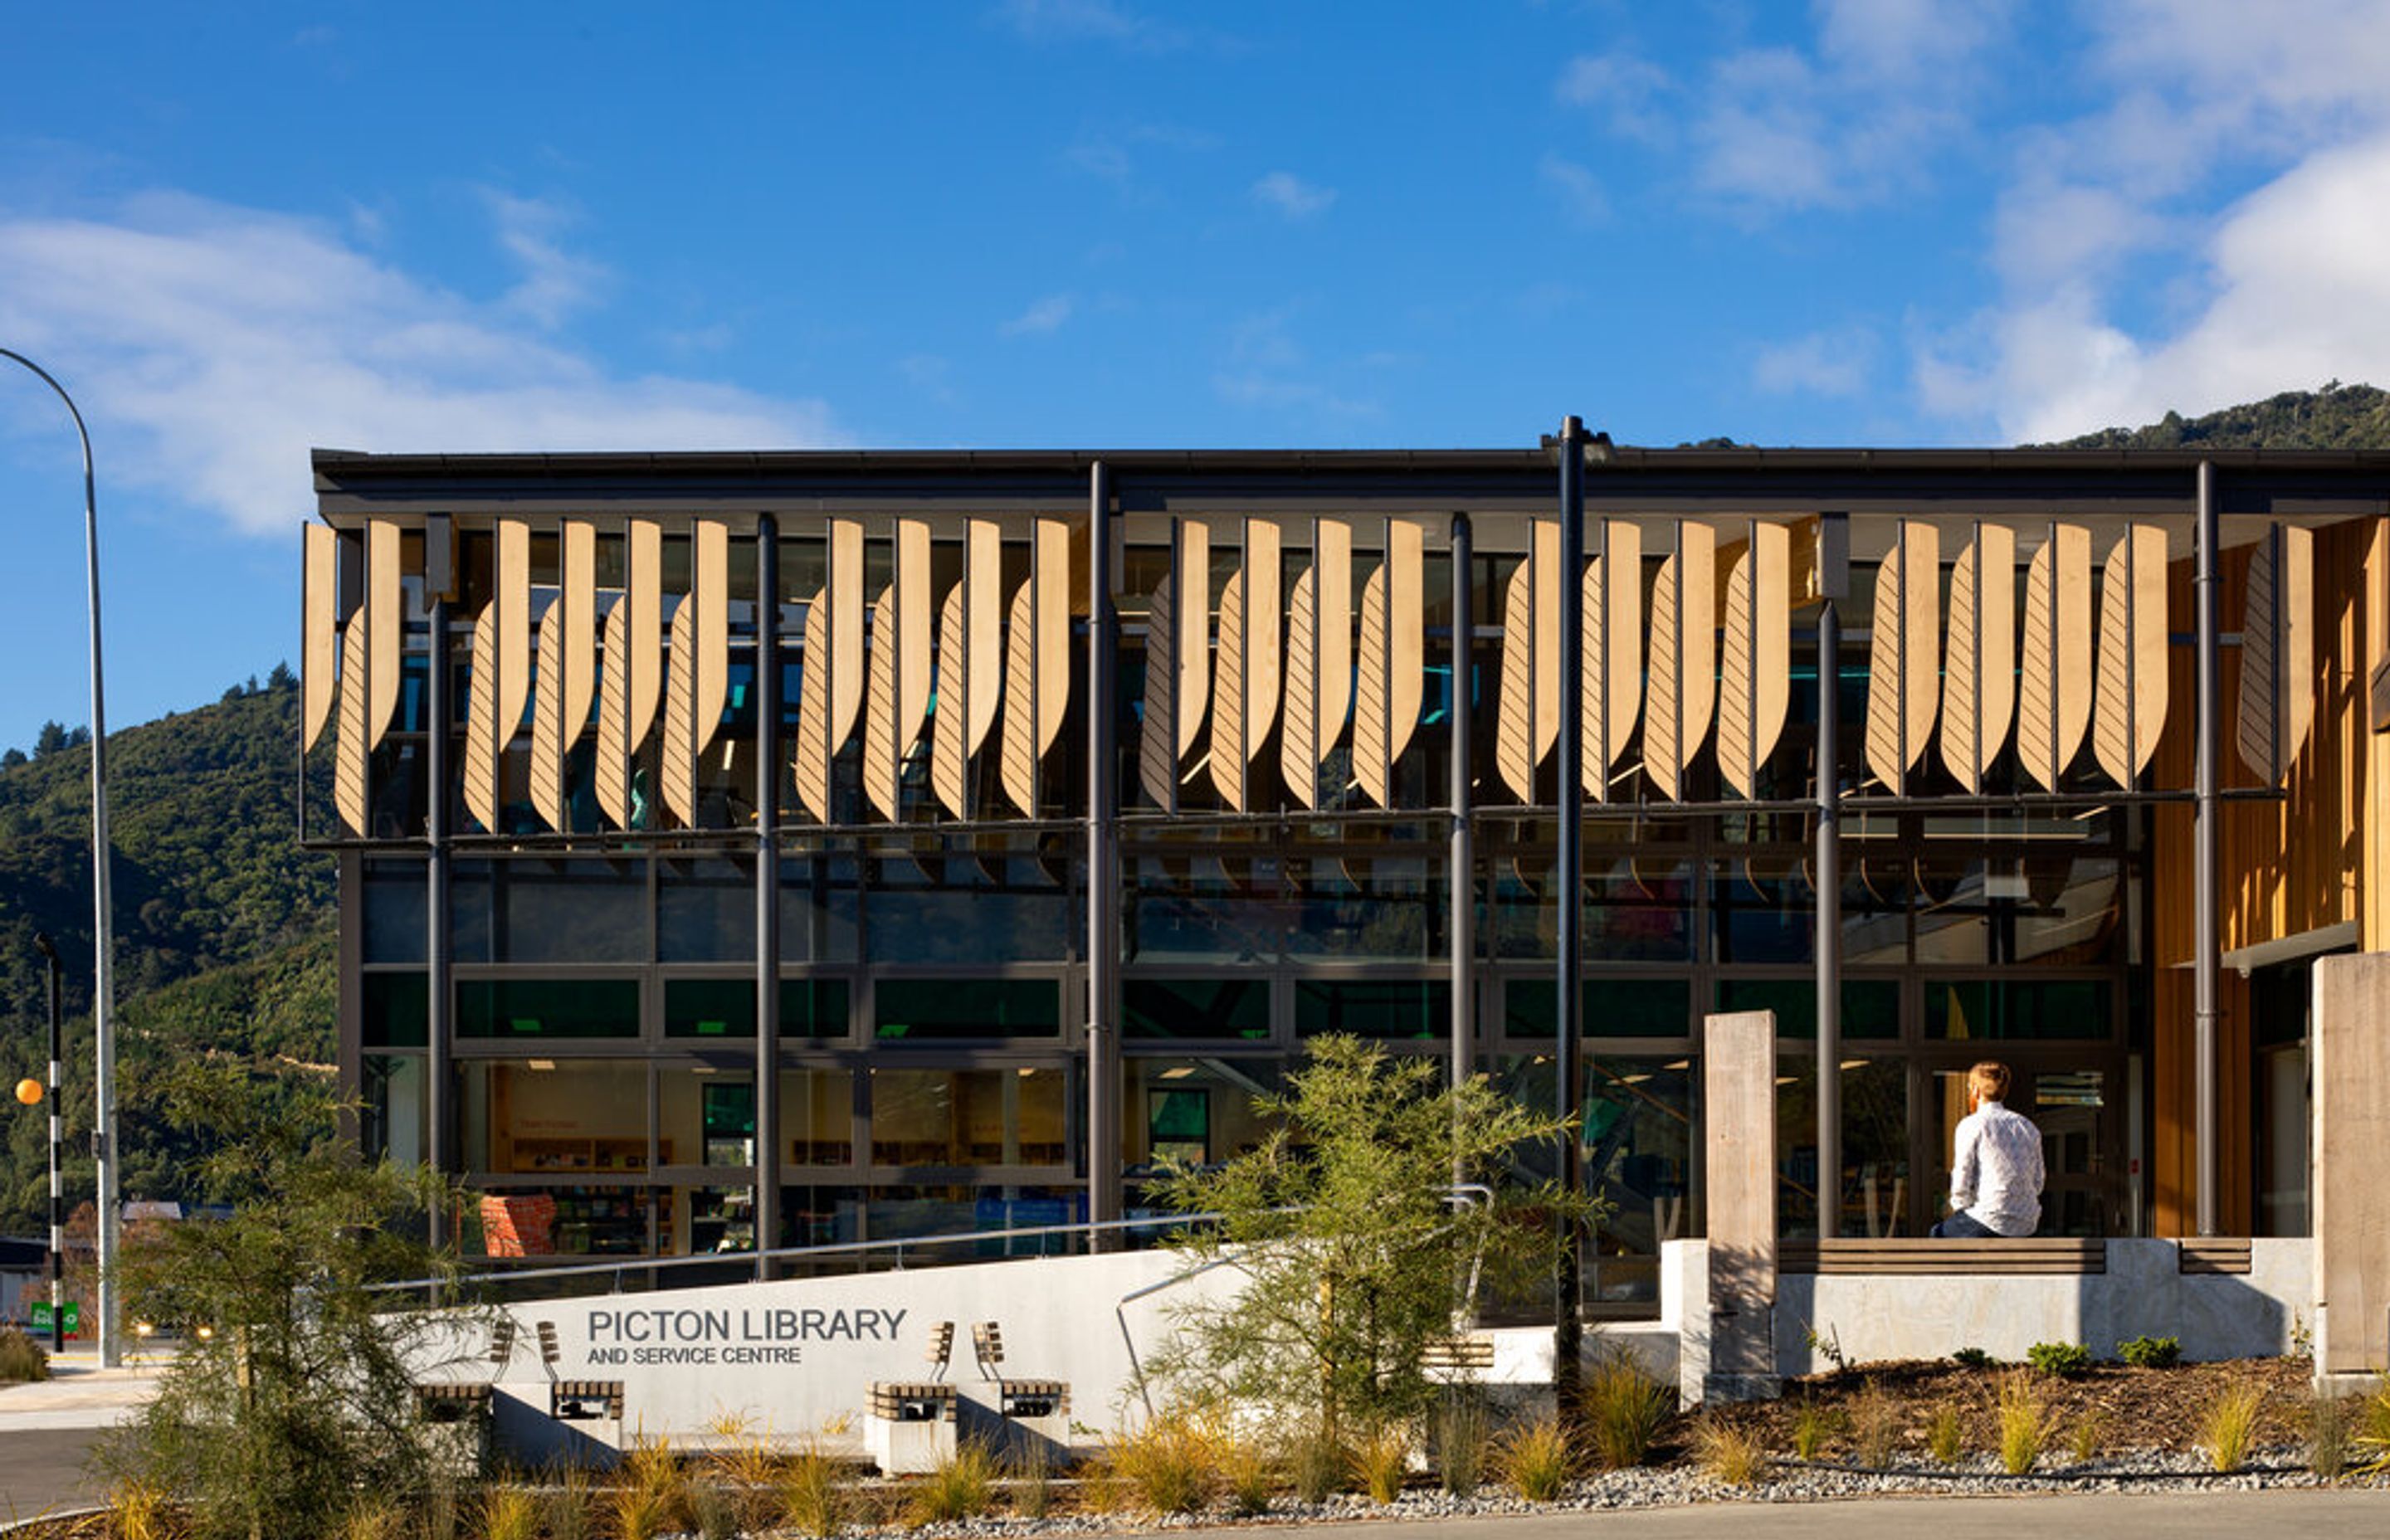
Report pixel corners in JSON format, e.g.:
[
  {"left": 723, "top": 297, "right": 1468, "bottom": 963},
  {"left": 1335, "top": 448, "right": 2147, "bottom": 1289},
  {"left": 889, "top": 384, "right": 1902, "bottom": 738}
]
[{"left": 1950, "top": 1099, "right": 2044, "bottom": 1237}]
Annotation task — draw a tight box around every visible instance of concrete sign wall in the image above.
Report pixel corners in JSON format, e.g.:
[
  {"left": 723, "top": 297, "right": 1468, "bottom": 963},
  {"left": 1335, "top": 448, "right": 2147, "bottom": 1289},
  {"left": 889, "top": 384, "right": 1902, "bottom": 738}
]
[{"left": 418, "top": 1250, "right": 1237, "bottom": 1443}]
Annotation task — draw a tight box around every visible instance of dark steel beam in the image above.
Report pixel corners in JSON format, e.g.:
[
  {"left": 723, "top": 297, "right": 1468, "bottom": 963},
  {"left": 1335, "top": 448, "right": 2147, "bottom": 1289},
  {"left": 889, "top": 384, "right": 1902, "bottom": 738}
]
[
  {"left": 1553, "top": 419, "right": 1588, "bottom": 1425},
  {"left": 425, "top": 590, "right": 451, "bottom": 1264},
  {"left": 754, "top": 514, "right": 783, "bottom": 1276},
  {"left": 1449, "top": 512, "right": 1475, "bottom": 1132},
  {"left": 2193, "top": 462, "right": 2221, "bottom": 1236},
  {"left": 1087, "top": 463, "right": 1123, "bottom": 1235},
  {"left": 1813, "top": 512, "right": 1849, "bottom": 1242}
]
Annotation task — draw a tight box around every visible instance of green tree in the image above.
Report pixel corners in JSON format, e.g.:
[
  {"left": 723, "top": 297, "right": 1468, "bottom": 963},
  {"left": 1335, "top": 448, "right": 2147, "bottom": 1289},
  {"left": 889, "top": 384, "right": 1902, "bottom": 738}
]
[
  {"left": 102, "top": 1064, "right": 471, "bottom": 1540},
  {"left": 1145, "top": 1035, "right": 1605, "bottom": 1440}
]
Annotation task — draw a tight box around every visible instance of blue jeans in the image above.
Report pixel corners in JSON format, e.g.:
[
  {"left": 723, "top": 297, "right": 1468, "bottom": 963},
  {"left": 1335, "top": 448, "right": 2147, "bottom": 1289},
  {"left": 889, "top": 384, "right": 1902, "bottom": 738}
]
[{"left": 1930, "top": 1210, "right": 2000, "bottom": 1238}]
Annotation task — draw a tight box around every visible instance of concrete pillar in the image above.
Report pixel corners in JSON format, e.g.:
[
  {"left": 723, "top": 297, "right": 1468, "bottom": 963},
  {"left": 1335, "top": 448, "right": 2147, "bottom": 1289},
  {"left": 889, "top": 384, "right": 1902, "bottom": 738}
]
[
  {"left": 2313, "top": 953, "right": 2390, "bottom": 1387},
  {"left": 1702, "top": 1009, "right": 1780, "bottom": 1402}
]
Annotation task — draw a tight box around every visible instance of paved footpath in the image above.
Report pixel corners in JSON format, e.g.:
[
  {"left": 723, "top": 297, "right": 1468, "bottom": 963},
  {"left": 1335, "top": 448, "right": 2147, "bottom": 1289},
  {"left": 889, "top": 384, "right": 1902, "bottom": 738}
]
[
  {"left": 0, "top": 1353, "right": 166, "bottom": 1519},
  {"left": 1183, "top": 1488, "right": 2390, "bottom": 1539}
]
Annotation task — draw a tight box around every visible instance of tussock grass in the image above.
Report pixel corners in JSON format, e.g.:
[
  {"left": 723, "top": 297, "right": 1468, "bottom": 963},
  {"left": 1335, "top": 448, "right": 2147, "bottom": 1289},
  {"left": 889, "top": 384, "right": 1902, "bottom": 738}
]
[
  {"left": 1217, "top": 1435, "right": 1275, "bottom": 1518},
  {"left": 1997, "top": 1372, "right": 2051, "bottom": 1474},
  {"left": 1847, "top": 1384, "right": 1899, "bottom": 1469},
  {"left": 540, "top": 1464, "right": 597, "bottom": 1540},
  {"left": 110, "top": 1481, "right": 171, "bottom": 1540},
  {"left": 1288, "top": 1428, "right": 1350, "bottom": 1504},
  {"left": 2067, "top": 1410, "right": 2108, "bottom": 1465},
  {"left": 776, "top": 1439, "right": 846, "bottom": 1538},
  {"left": 1790, "top": 1397, "right": 1836, "bottom": 1462},
  {"left": 2201, "top": 1380, "right": 2265, "bottom": 1474},
  {"left": 1584, "top": 1356, "right": 1672, "bottom": 1469},
  {"left": 0, "top": 1325, "right": 50, "bottom": 1384},
  {"left": 478, "top": 1488, "right": 539, "bottom": 1540},
  {"left": 1925, "top": 1402, "right": 1964, "bottom": 1465},
  {"left": 1102, "top": 1415, "right": 1215, "bottom": 1516},
  {"left": 907, "top": 1442, "right": 999, "bottom": 1526},
  {"left": 1354, "top": 1428, "right": 1410, "bottom": 1504},
  {"left": 1498, "top": 1418, "right": 1575, "bottom": 1501},
  {"left": 1694, "top": 1418, "right": 1767, "bottom": 1488},
  {"left": 1435, "top": 1394, "right": 1490, "bottom": 1497},
  {"left": 2308, "top": 1391, "right": 2349, "bottom": 1480}
]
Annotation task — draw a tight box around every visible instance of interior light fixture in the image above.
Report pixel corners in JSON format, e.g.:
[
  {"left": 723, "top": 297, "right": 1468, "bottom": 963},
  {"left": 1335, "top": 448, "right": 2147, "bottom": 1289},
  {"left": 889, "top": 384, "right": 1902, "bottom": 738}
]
[
  {"left": 1157, "top": 1066, "right": 1196, "bottom": 1080},
  {"left": 527, "top": 1059, "right": 556, "bottom": 1071}
]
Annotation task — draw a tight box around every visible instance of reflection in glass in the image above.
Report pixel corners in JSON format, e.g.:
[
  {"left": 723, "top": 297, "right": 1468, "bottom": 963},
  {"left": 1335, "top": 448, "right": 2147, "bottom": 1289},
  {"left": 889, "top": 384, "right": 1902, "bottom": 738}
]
[
  {"left": 1124, "top": 978, "right": 1271, "bottom": 1041},
  {"left": 869, "top": 1069, "right": 1070, "bottom": 1167},
  {"left": 1504, "top": 978, "right": 1692, "bottom": 1040},
  {"left": 874, "top": 979, "right": 1061, "bottom": 1040},
  {"left": 466, "top": 1060, "right": 651, "bottom": 1174},
  {"left": 1293, "top": 978, "right": 1450, "bottom": 1039},
  {"left": 456, "top": 977, "right": 640, "bottom": 1038},
  {"left": 659, "top": 858, "right": 754, "bottom": 961},
  {"left": 1714, "top": 978, "right": 1898, "bottom": 1040},
  {"left": 1121, "top": 1058, "right": 1285, "bottom": 1179},
  {"left": 1925, "top": 979, "right": 2112, "bottom": 1040},
  {"left": 780, "top": 1069, "right": 856, "bottom": 1166}
]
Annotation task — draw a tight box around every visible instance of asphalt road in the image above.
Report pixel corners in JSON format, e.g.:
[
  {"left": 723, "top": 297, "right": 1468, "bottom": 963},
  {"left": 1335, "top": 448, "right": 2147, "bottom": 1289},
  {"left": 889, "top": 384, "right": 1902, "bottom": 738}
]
[
  {"left": 0, "top": 1430, "right": 105, "bottom": 1521},
  {"left": 1178, "top": 1488, "right": 2390, "bottom": 1538}
]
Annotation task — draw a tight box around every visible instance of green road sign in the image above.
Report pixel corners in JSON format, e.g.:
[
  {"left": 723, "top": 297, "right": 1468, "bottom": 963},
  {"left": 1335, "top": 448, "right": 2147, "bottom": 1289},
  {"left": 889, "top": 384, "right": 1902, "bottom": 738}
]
[{"left": 27, "top": 1300, "right": 78, "bottom": 1336}]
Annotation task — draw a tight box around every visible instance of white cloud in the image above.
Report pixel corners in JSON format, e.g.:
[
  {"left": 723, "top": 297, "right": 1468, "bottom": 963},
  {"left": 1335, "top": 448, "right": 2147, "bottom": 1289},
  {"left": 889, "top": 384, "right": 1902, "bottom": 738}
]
[
  {"left": 1554, "top": 51, "right": 1674, "bottom": 144},
  {"left": 1000, "top": 293, "right": 1075, "bottom": 335},
  {"left": 1538, "top": 154, "right": 1607, "bottom": 224},
  {"left": 1753, "top": 329, "right": 1877, "bottom": 397},
  {"left": 995, "top": 0, "right": 1185, "bottom": 51},
  {"left": 0, "top": 192, "right": 843, "bottom": 535},
  {"left": 1212, "top": 306, "right": 1378, "bottom": 423},
  {"left": 1251, "top": 172, "right": 1335, "bottom": 220},
  {"left": 1914, "top": 0, "right": 2390, "bottom": 440},
  {"left": 479, "top": 189, "right": 607, "bottom": 329}
]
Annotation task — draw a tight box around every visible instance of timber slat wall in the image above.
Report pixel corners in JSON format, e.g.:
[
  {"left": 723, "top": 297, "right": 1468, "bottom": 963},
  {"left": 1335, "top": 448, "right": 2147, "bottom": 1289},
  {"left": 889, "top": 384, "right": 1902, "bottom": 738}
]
[{"left": 2149, "top": 517, "right": 2383, "bottom": 1237}]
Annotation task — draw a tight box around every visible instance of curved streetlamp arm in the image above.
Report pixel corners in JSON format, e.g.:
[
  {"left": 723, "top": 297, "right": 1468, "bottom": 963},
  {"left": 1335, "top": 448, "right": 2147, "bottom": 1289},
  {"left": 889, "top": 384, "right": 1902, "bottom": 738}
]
[{"left": 0, "top": 346, "right": 117, "bottom": 1368}]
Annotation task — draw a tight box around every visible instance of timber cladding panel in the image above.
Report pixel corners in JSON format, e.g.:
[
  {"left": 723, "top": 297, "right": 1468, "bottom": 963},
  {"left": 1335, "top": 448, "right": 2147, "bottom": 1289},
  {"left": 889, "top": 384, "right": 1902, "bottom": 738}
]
[{"left": 2147, "top": 516, "right": 2383, "bottom": 1238}]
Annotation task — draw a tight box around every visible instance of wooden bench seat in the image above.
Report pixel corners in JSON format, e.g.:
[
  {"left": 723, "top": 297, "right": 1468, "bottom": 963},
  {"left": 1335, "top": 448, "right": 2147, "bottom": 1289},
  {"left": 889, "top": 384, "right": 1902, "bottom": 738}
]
[
  {"left": 1420, "top": 1336, "right": 1497, "bottom": 1372},
  {"left": 1780, "top": 1238, "right": 2104, "bottom": 1275},
  {"left": 2178, "top": 1239, "right": 2253, "bottom": 1275}
]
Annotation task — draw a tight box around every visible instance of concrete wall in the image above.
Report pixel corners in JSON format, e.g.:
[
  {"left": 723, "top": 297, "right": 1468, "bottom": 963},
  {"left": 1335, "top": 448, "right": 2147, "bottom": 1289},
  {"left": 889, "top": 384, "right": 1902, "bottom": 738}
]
[{"left": 1661, "top": 1239, "right": 2308, "bottom": 1387}]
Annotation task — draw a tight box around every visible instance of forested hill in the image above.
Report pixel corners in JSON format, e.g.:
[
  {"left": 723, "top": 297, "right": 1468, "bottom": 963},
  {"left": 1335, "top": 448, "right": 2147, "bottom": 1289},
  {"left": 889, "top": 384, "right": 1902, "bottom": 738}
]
[
  {"left": 0, "top": 680, "right": 334, "bottom": 1231},
  {"left": 2045, "top": 382, "right": 2390, "bottom": 450}
]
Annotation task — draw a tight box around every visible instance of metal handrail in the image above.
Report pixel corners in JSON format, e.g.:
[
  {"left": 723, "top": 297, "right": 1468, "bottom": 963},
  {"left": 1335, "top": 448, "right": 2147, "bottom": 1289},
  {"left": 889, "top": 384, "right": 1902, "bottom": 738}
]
[{"left": 366, "top": 1210, "right": 1222, "bottom": 1297}]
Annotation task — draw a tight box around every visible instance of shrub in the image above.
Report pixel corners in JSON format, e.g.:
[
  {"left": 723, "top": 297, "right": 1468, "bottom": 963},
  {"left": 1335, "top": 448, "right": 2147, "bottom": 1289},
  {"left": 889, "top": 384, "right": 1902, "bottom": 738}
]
[
  {"left": 1103, "top": 1417, "right": 1212, "bottom": 1517},
  {"left": 1925, "top": 1403, "right": 1964, "bottom": 1465},
  {"left": 1355, "top": 1428, "right": 1409, "bottom": 1504},
  {"left": 1997, "top": 1372, "right": 2050, "bottom": 1474},
  {"left": 2201, "top": 1380, "right": 2265, "bottom": 1474},
  {"left": 1435, "top": 1393, "right": 1489, "bottom": 1497},
  {"left": 2116, "top": 1335, "right": 2182, "bottom": 1370},
  {"left": 1790, "top": 1397, "right": 1836, "bottom": 1462},
  {"left": 1951, "top": 1348, "right": 1997, "bottom": 1370},
  {"left": 0, "top": 1325, "right": 50, "bottom": 1384},
  {"left": 777, "top": 1440, "right": 844, "bottom": 1537},
  {"left": 2309, "top": 1392, "right": 2349, "bottom": 1480},
  {"left": 909, "top": 1442, "right": 999, "bottom": 1526},
  {"left": 1847, "top": 1385, "right": 1899, "bottom": 1469},
  {"left": 1497, "top": 1418, "right": 1575, "bottom": 1502},
  {"left": 1693, "top": 1418, "right": 1767, "bottom": 1488},
  {"left": 1288, "top": 1429, "right": 1350, "bottom": 1505},
  {"left": 2026, "top": 1342, "right": 2093, "bottom": 1377},
  {"left": 1584, "top": 1355, "right": 1672, "bottom": 1469}
]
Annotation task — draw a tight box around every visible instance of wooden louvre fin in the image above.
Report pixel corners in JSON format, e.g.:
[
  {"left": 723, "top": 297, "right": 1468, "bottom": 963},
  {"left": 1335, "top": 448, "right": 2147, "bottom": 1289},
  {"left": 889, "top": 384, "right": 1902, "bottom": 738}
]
[
  {"left": 1208, "top": 520, "right": 1284, "bottom": 811},
  {"left": 596, "top": 520, "right": 665, "bottom": 828},
  {"left": 1351, "top": 519, "right": 1425, "bottom": 807},
  {"left": 2093, "top": 524, "right": 2170, "bottom": 788},
  {"left": 2017, "top": 524, "right": 2093, "bottom": 791},
  {"left": 792, "top": 520, "right": 864, "bottom": 824},
  {"left": 1644, "top": 521, "right": 1719, "bottom": 801},
  {"left": 1583, "top": 520, "right": 1644, "bottom": 800},
  {"left": 661, "top": 521, "right": 731, "bottom": 827},
  {"left": 461, "top": 521, "right": 530, "bottom": 831},
  {"left": 862, "top": 519, "right": 934, "bottom": 821},
  {"left": 998, "top": 519, "right": 1073, "bottom": 816},
  {"left": 301, "top": 523, "right": 340, "bottom": 752},
  {"left": 332, "top": 615, "right": 371, "bottom": 835},
  {"left": 2236, "top": 524, "right": 2317, "bottom": 784},
  {"left": 1494, "top": 520, "right": 1562, "bottom": 803},
  {"left": 1135, "top": 521, "right": 1209, "bottom": 811},
  {"left": 1280, "top": 519, "right": 1354, "bottom": 808},
  {"left": 1939, "top": 523, "right": 2018, "bottom": 793},
  {"left": 528, "top": 522, "right": 598, "bottom": 830},
  {"left": 1862, "top": 520, "right": 1940, "bottom": 792},
  {"left": 930, "top": 520, "right": 1005, "bottom": 818},
  {"left": 364, "top": 519, "right": 405, "bottom": 751},
  {"left": 1716, "top": 521, "right": 1791, "bottom": 799}
]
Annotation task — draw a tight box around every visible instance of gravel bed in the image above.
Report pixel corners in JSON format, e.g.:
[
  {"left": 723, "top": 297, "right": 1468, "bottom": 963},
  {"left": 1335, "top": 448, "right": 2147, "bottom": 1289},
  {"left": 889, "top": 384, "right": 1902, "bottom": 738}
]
[{"left": 807, "top": 1446, "right": 2381, "bottom": 1538}]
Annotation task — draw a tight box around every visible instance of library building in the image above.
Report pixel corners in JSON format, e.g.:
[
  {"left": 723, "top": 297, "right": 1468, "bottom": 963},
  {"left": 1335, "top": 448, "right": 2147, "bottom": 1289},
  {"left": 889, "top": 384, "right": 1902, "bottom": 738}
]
[{"left": 305, "top": 436, "right": 2390, "bottom": 1310}]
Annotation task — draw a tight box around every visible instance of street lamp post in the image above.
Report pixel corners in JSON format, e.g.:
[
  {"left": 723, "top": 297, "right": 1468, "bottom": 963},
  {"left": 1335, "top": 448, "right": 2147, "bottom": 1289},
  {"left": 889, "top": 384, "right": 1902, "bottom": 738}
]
[
  {"left": 1, "top": 348, "right": 117, "bottom": 1368},
  {"left": 30, "top": 934, "right": 63, "bottom": 1353}
]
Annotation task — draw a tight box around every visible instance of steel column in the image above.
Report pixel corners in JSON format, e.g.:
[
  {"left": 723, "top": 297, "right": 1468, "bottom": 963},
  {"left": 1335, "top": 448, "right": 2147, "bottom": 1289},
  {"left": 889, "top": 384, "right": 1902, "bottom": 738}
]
[
  {"left": 1448, "top": 514, "right": 1475, "bottom": 1106},
  {"left": 425, "top": 593, "right": 451, "bottom": 1257},
  {"left": 2193, "top": 462, "right": 2221, "bottom": 1237},
  {"left": 1814, "top": 511, "right": 1847, "bottom": 1240},
  {"left": 1552, "top": 419, "right": 1587, "bottom": 1424},
  {"left": 1086, "top": 463, "right": 1123, "bottom": 1234},
  {"left": 754, "top": 515, "right": 783, "bottom": 1275}
]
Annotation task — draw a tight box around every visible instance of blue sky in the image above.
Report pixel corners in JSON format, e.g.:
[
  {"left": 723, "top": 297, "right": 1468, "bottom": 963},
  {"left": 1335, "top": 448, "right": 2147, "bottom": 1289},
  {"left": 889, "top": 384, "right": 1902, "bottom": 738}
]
[{"left": 6, "top": 0, "right": 2390, "bottom": 749}]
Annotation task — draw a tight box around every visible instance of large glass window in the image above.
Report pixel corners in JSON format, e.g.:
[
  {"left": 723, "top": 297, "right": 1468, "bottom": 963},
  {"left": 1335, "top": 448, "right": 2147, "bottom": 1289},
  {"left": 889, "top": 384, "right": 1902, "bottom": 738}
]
[
  {"left": 453, "top": 859, "right": 646, "bottom": 964},
  {"left": 1293, "top": 978, "right": 1450, "bottom": 1039},
  {"left": 659, "top": 858, "right": 754, "bottom": 962},
  {"left": 1486, "top": 858, "right": 1695, "bottom": 962},
  {"left": 662, "top": 977, "right": 851, "bottom": 1039},
  {"left": 363, "top": 972, "right": 428, "bottom": 1048},
  {"left": 781, "top": 1069, "right": 856, "bottom": 1166},
  {"left": 866, "top": 855, "right": 1070, "bottom": 963},
  {"left": 466, "top": 1059, "right": 651, "bottom": 1174},
  {"left": 1714, "top": 978, "right": 1899, "bottom": 1040},
  {"left": 362, "top": 861, "right": 427, "bottom": 963},
  {"left": 1924, "top": 979, "right": 2112, "bottom": 1040},
  {"left": 869, "top": 1069, "right": 1070, "bottom": 1167},
  {"left": 456, "top": 978, "right": 641, "bottom": 1039},
  {"left": 661, "top": 1070, "right": 754, "bottom": 1169},
  {"left": 778, "top": 859, "right": 861, "bottom": 962},
  {"left": 1124, "top": 978, "right": 1271, "bottom": 1041},
  {"left": 1505, "top": 978, "right": 1692, "bottom": 1040},
  {"left": 874, "top": 979, "right": 1061, "bottom": 1040},
  {"left": 1121, "top": 1058, "right": 1285, "bottom": 1175}
]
